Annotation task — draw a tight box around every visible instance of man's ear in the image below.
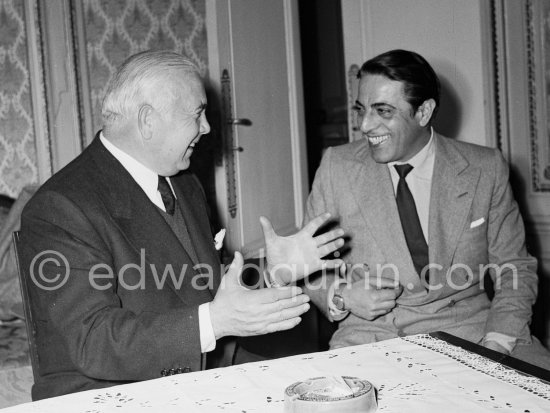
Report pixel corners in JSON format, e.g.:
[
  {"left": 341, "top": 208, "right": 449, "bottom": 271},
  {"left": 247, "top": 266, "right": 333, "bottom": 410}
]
[
  {"left": 137, "top": 104, "right": 154, "bottom": 140},
  {"left": 416, "top": 99, "right": 436, "bottom": 127}
]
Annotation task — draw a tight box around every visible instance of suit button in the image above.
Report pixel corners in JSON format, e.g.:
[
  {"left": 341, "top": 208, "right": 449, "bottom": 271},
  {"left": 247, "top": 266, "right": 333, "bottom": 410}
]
[
  {"left": 448, "top": 299, "right": 456, "bottom": 307},
  {"left": 176, "top": 367, "right": 183, "bottom": 374},
  {"left": 160, "top": 369, "right": 168, "bottom": 377},
  {"left": 183, "top": 367, "right": 191, "bottom": 373},
  {"left": 169, "top": 368, "right": 176, "bottom": 376}
]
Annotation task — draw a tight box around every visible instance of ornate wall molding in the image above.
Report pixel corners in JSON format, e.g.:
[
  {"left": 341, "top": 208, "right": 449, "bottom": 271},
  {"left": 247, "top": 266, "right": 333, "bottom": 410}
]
[
  {"left": 496, "top": 0, "right": 550, "bottom": 192},
  {"left": 490, "top": 0, "right": 504, "bottom": 152},
  {"left": 526, "top": 0, "right": 550, "bottom": 192}
]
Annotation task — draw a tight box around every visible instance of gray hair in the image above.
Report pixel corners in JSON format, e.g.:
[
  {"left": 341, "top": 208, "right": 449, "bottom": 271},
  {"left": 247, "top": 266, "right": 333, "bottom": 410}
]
[{"left": 101, "top": 50, "right": 200, "bottom": 126}]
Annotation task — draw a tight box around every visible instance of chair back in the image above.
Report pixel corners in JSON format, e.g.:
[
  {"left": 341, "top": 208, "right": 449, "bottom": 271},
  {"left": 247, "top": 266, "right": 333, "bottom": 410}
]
[{"left": 12, "top": 231, "right": 40, "bottom": 382}]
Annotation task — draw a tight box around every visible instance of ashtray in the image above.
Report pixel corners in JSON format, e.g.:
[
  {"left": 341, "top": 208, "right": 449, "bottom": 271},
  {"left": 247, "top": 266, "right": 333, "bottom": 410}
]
[{"left": 284, "top": 376, "right": 377, "bottom": 412}]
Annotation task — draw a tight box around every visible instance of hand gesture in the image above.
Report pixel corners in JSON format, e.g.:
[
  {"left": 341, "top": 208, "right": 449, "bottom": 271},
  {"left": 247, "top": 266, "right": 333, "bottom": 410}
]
[
  {"left": 342, "top": 266, "right": 403, "bottom": 321},
  {"left": 260, "top": 213, "right": 345, "bottom": 286},
  {"left": 209, "top": 252, "right": 311, "bottom": 339}
]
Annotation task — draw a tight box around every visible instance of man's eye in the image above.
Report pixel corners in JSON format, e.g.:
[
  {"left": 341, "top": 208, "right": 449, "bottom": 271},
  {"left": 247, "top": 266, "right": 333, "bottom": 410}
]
[
  {"left": 377, "top": 108, "right": 393, "bottom": 117},
  {"left": 353, "top": 105, "right": 366, "bottom": 115}
]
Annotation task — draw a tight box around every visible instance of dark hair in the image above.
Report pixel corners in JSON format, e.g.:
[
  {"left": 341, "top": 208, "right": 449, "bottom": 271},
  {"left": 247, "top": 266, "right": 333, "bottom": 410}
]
[{"left": 359, "top": 49, "right": 440, "bottom": 119}]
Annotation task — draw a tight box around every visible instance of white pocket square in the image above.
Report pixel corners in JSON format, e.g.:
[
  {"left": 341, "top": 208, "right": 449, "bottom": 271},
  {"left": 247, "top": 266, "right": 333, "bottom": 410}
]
[
  {"left": 214, "top": 228, "right": 226, "bottom": 250},
  {"left": 470, "top": 218, "right": 485, "bottom": 228}
]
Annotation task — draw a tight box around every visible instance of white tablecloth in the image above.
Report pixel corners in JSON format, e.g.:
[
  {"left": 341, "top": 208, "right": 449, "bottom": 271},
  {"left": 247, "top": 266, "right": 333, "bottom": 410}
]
[{"left": 3, "top": 334, "right": 550, "bottom": 412}]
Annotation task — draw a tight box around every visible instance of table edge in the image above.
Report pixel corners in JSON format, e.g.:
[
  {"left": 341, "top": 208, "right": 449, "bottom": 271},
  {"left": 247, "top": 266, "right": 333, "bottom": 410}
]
[{"left": 430, "top": 331, "right": 550, "bottom": 383}]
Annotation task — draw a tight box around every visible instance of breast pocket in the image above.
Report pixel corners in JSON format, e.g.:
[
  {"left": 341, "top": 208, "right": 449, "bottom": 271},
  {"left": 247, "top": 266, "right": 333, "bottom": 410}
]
[{"left": 451, "top": 221, "right": 489, "bottom": 283}]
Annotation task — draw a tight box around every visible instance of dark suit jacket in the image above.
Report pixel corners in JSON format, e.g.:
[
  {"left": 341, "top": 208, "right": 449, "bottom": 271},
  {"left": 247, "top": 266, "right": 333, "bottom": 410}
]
[
  {"left": 305, "top": 133, "right": 538, "bottom": 348},
  {"left": 20, "top": 137, "right": 222, "bottom": 399}
]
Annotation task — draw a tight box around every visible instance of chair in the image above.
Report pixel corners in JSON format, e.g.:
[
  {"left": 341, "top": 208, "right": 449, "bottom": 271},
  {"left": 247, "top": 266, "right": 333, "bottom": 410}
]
[{"left": 12, "top": 231, "right": 40, "bottom": 383}]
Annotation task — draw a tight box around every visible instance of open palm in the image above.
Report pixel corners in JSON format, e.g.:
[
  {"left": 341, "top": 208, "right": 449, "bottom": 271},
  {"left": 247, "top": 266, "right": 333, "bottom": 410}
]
[{"left": 260, "top": 213, "right": 345, "bottom": 285}]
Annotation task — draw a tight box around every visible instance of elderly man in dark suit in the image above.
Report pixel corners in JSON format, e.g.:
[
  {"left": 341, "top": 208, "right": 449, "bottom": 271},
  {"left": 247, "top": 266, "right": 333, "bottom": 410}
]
[
  {"left": 19, "top": 50, "right": 344, "bottom": 400},
  {"left": 302, "top": 49, "right": 550, "bottom": 368}
]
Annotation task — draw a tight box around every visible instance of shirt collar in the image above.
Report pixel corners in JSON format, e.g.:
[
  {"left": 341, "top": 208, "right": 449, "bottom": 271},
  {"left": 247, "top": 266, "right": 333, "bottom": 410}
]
[
  {"left": 388, "top": 127, "right": 435, "bottom": 179},
  {"left": 99, "top": 132, "right": 174, "bottom": 200}
]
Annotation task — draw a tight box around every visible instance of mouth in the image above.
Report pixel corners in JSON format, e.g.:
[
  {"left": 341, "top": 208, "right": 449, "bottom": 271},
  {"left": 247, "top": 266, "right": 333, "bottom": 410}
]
[
  {"left": 188, "top": 138, "right": 201, "bottom": 150},
  {"left": 367, "top": 134, "right": 390, "bottom": 147}
]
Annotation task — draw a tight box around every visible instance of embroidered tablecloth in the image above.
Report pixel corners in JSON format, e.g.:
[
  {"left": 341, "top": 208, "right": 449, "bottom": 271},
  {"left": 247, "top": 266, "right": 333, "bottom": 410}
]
[{"left": 2, "top": 334, "right": 549, "bottom": 412}]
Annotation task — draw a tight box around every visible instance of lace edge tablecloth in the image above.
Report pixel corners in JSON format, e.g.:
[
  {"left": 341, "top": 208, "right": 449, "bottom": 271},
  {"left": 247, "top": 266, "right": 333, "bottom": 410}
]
[
  {"left": 403, "top": 334, "right": 550, "bottom": 400},
  {"left": 3, "top": 334, "right": 550, "bottom": 413}
]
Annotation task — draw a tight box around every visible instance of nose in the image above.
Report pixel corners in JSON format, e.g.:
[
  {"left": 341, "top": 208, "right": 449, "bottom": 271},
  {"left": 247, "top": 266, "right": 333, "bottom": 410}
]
[
  {"left": 359, "top": 109, "right": 377, "bottom": 134},
  {"left": 200, "top": 113, "right": 211, "bottom": 135}
]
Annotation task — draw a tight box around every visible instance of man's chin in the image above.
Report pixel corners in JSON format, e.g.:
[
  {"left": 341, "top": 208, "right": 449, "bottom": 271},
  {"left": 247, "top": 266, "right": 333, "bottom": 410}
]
[
  {"left": 370, "top": 149, "right": 393, "bottom": 164},
  {"left": 178, "top": 158, "right": 191, "bottom": 171}
]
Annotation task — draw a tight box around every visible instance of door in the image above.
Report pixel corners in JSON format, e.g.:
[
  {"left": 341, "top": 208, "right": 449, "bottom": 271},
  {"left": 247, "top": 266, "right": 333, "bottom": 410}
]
[{"left": 207, "top": 0, "right": 307, "bottom": 257}]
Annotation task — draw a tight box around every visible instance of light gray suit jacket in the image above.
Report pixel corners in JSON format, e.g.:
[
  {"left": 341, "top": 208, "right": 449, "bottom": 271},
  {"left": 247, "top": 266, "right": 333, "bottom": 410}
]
[{"left": 305, "top": 133, "right": 538, "bottom": 348}]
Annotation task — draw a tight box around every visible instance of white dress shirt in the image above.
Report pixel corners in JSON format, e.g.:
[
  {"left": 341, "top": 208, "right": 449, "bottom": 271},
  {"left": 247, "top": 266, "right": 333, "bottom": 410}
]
[{"left": 100, "top": 133, "right": 216, "bottom": 353}]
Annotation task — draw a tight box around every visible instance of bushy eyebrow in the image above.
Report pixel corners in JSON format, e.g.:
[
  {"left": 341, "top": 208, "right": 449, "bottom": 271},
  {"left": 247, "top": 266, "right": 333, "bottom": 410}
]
[
  {"left": 353, "top": 100, "right": 396, "bottom": 110},
  {"left": 372, "top": 102, "right": 396, "bottom": 110}
]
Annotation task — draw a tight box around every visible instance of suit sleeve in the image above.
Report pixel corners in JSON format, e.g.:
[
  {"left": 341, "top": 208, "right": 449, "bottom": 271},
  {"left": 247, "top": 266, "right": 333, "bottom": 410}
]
[
  {"left": 303, "top": 148, "right": 340, "bottom": 318},
  {"left": 20, "top": 190, "right": 203, "bottom": 381},
  {"left": 484, "top": 150, "right": 538, "bottom": 343}
]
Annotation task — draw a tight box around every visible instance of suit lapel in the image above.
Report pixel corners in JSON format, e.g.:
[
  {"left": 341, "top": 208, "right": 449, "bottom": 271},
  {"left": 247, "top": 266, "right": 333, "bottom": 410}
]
[
  {"left": 346, "top": 141, "right": 424, "bottom": 293},
  {"left": 87, "top": 137, "right": 214, "bottom": 302},
  {"left": 428, "top": 135, "right": 481, "bottom": 288},
  {"left": 172, "top": 175, "right": 222, "bottom": 294}
]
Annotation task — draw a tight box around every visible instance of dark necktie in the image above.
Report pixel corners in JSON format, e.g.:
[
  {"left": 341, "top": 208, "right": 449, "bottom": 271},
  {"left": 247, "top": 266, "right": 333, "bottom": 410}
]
[
  {"left": 158, "top": 176, "right": 175, "bottom": 215},
  {"left": 394, "top": 164, "right": 429, "bottom": 278}
]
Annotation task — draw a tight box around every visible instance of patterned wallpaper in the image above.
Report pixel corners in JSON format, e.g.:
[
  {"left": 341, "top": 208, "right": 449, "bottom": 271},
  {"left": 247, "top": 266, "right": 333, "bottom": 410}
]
[
  {"left": 76, "top": 0, "right": 216, "bottom": 221},
  {"left": 78, "top": 0, "right": 208, "bottom": 134},
  {"left": 0, "top": 0, "right": 40, "bottom": 198}
]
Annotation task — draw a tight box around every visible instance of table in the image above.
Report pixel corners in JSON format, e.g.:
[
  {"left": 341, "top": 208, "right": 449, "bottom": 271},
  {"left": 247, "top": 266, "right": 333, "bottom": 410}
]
[{"left": 2, "top": 333, "right": 550, "bottom": 412}]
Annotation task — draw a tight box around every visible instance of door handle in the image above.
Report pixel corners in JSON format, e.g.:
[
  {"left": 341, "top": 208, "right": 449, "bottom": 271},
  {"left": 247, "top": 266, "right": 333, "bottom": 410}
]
[{"left": 228, "top": 118, "right": 252, "bottom": 126}]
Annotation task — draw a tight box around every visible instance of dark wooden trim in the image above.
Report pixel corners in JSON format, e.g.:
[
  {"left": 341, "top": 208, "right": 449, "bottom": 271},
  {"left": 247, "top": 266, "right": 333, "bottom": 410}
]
[{"left": 430, "top": 331, "right": 550, "bottom": 383}]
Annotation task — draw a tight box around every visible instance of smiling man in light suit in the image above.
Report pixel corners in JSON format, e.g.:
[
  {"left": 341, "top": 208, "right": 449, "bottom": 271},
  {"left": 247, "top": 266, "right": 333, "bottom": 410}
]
[{"left": 303, "top": 49, "right": 550, "bottom": 368}]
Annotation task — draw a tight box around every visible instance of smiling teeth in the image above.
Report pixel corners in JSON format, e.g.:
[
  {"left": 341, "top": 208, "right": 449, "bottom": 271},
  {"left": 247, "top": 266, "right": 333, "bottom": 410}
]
[{"left": 368, "top": 135, "right": 390, "bottom": 145}]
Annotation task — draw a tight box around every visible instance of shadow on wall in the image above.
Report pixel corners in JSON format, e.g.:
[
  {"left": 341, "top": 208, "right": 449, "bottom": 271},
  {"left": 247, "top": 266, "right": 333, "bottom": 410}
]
[{"left": 433, "top": 74, "right": 462, "bottom": 140}]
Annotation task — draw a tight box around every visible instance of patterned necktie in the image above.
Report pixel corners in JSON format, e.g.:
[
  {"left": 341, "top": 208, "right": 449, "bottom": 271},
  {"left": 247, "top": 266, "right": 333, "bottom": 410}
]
[
  {"left": 394, "top": 164, "right": 429, "bottom": 278},
  {"left": 158, "top": 176, "right": 175, "bottom": 215}
]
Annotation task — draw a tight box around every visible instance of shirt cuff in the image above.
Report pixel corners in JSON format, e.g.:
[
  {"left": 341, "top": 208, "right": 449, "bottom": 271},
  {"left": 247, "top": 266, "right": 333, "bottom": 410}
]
[
  {"left": 483, "top": 332, "right": 517, "bottom": 353},
  {"left": 327, "top": 278, "right": 349, "bottom": 321},
  {"left": 199, "top": 302, "right": 216, "bottom": 353}
]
